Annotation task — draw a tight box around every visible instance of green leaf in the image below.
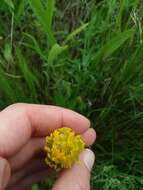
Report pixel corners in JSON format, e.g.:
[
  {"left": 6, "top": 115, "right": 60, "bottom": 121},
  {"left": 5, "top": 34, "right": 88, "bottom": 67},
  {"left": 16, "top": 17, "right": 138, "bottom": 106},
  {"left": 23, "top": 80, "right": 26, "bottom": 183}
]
[
  {"left": 63, "top": 23, "right": 89, "bottom": 44},
  {"left": 48, "top": 43, "right": 68, "bottom": 65},
  {"left": 15, "top": 0, "right": 25, "bottom": 24},
  {"left": 45, "top": 0, "right": 55, "bottom": 32},
  {"left": 94, "top": 29, "right": 135, "bottom": 61},
  {"left": 3, "top": 43, "right": 12, "bottom": 63},
  {"left": 16, "top": 47, "right": 39, "bottom": 98},
  {"left": 0, "top": 67, "right": 16, "bottom": 102},
  {"left": 4, "top": 0, "right": 14, "bottom": 10},
  {"left": 28, "top": 0, "right": 56, "bottom": 46},
  {"left": 22, "top": 32, "right": 47, "bottom": 61}
]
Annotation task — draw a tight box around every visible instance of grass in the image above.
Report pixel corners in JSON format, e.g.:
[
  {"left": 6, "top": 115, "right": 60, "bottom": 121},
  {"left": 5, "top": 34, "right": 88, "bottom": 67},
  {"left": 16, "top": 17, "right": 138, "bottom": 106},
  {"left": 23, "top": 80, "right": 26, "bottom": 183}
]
[{"left": 0, "top": 0, "right": 143, "bottom": 189}]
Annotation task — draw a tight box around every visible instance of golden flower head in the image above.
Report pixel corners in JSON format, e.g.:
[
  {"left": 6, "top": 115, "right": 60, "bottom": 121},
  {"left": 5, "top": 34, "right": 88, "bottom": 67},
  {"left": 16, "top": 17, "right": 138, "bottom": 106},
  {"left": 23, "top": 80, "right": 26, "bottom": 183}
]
[{"left": 44, "top": 127, "right": 85, "bottom": 170}]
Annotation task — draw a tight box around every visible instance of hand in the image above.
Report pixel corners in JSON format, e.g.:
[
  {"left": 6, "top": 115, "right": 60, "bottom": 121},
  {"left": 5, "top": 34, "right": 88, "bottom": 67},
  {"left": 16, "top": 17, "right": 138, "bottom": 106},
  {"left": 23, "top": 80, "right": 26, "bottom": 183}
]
[{"left": 0, "top": 103, "right": 96, "bottom": 190}]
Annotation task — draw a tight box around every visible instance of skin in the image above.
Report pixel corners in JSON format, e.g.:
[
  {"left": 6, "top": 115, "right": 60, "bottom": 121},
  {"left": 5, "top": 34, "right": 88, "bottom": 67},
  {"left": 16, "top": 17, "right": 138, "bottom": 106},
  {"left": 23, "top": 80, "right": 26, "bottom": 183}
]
[{"left": 0, "top": 103, "right": 96, "bottom": 190}]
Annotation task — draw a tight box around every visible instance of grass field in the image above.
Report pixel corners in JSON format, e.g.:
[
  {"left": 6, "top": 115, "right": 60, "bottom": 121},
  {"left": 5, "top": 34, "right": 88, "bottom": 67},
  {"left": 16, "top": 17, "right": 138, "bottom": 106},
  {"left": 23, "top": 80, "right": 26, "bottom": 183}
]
[{"left": 0, "top": 0, "right": 143, "bottom": 189}]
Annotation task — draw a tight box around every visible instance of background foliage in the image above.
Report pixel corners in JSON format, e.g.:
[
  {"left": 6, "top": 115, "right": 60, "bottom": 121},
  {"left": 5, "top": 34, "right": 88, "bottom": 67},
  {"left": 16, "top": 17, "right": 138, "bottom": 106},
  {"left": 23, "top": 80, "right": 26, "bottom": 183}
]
[{"left": 0, "top": 0, "right": 143, "bottom": 189}]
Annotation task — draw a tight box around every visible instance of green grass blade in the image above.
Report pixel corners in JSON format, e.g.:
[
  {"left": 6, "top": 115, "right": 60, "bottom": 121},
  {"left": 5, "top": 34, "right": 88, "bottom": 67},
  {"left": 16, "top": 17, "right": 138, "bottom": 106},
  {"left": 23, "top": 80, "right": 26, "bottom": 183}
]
[
  {"left": 0, "top": 67, "right": 16, "bottom": 102},
  {"left": 45, "top": 0, "right": 55, "bottom": 32},
  {"left": 16, "top": 47, "right": 38, "bottom": 98},
  {"left": 22, "top": 32, "right": 47, "bottom": 61},
  {"left": 102, "top": 29, "right": 134, "bottom": 59},
  {"left": 63, "top": 23, "right": 89, "bottom": 44},
  {"left": 15, "top": 0, "right": 25, "bottom": 24},
  {"left": 94, "top": 29, "right": 135, "bottom": 62},
  {"left": 48, "top": 43, "right": 68, "bottom": 65},
  {"left": 4, "top": 0, "right": 14, "bottom": 10},
  {"left": 28, "top": 0, "right": 56, "bottom": 46}
]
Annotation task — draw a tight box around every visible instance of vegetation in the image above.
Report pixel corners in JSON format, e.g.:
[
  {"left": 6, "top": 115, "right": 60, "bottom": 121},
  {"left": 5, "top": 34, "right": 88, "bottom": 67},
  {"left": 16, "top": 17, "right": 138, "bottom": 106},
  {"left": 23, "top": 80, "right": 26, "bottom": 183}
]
[{"left": 0, "top": 0, "right": 143, "bottom": 189}]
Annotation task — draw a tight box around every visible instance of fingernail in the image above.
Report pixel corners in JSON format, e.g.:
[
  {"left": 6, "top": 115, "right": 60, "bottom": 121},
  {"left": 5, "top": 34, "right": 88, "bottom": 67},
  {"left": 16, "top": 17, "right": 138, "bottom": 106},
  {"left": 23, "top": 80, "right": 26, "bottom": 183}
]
[
  {"left": 82, "top": 149, "right": 95, "bottom": 171},
  {"left": 0, "top": 158, "right": 10, "bottom": 190}
]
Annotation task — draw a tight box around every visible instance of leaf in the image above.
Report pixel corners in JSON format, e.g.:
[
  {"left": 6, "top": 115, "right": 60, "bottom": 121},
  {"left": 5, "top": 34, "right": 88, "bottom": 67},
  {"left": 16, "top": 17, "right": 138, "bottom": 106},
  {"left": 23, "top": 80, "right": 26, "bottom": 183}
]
[
  {"left": 4, "top": 0, "right": 14, "bottom": 10},
  {"left": 3, "top": 43, "right": 12, "bottom": 63},
  {"left": 28, "top": 0, "right": 56, "bottom": 46},
  {"left": 16, "top": 47, "right": 39, "bottom": 97},
  {"left": 15, "top": 0, "right": 25, "bottom": 24},
  {"left": 94, "top": 29, "right": 135, "bottom": 61},
  {"left": 48, "top": 43, "right": 68, "bottom": 65},
  {"left": 63, "top": 23, "right": 89, "bottom": 44},
  {"left": 0, "top": 67, "right": 16, "bottom": 102},
  {"left": 45, "top": 0, "right": 55, "bottom": 32},
  {"left": 22, "top": 32, "right": 47, "bottom": 61}
]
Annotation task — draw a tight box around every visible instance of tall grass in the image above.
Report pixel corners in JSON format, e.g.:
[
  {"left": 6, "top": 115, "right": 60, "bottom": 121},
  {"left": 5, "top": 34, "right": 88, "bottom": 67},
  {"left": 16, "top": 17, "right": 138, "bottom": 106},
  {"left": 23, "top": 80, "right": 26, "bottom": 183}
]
[{"left": 0, "top": 0, "right": 143, "bottom": 189}]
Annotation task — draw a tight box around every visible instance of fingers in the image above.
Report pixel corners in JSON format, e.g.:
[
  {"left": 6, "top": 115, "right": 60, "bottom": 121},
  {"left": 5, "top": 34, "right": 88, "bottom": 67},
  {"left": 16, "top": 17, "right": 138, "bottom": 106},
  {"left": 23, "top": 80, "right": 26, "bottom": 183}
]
[
  {"left": 7, "top": 169, "right": 53, "bottom": 190},
  {"left": 7, "top": 149, "right": 95, "bottom": 190},
  {"left": 81, "top": 128, "right": 96, "bottom": 147},
  {"left": 9, "top": 128, "right": 96, "bottom": 172},
  {"left": 0, "top": 157, "right": 11, "bottom": 190},
  {"left": 0, "top": 103, "right": 90, "bottom": 157},
  {"left": 25, "top": 104, "right": 90, "bottom": 135},
  {"left": 8, "top": 158, "right": 51, "bottom": 188},
  {"left": 52, "top": 149, "right": 95, "bottom": 190},
  {"left": 9, "top": 138, "right": 45, "bottom": 172}
]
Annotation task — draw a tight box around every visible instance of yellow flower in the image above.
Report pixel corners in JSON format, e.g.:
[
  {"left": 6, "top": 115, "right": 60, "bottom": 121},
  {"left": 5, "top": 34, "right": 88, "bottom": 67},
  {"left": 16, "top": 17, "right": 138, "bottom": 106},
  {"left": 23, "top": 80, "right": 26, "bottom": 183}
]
[{"left": 44, "top": 127, "right": 85, "bottom": 170}]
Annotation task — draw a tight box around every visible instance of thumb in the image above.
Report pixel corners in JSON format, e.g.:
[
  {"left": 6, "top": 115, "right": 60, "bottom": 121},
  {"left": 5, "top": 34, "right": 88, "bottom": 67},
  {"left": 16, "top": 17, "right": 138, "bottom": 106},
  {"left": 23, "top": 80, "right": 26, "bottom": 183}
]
[
  {"left": 52, "top": 149, "right": 95, "bottom": 190},
  {"left": 0, "top": 157, "right": 11, "bottom": 190}
]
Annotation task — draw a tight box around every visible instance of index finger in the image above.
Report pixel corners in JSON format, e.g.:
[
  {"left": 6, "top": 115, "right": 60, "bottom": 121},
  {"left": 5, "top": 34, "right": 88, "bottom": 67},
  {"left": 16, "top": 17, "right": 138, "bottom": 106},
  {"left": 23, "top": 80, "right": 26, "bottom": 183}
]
[{"left": 0, "top": 103, "right": 90, "bottom": 157}]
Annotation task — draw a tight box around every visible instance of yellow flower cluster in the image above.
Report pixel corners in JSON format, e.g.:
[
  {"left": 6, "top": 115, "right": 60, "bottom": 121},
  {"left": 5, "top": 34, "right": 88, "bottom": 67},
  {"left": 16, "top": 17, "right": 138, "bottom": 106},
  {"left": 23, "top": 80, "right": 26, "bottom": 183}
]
[{"left": 44, "top": 127, "right": 85, "bottom": 170}]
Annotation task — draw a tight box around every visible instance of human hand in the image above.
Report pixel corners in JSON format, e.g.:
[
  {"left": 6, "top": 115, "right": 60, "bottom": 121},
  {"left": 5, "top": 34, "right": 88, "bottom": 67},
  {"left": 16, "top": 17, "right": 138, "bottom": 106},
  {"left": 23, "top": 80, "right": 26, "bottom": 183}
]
[{"left": 0, "top": 103, "right": 96, "bottom": 190}]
